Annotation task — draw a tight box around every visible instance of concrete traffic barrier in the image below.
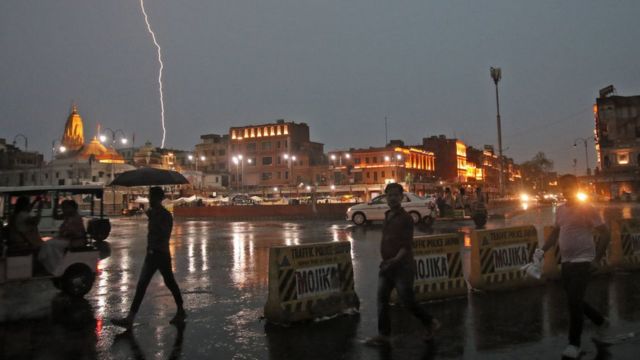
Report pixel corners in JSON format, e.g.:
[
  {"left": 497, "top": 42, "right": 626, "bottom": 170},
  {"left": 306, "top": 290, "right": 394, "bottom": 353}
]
[
  {"left": 611, "top": 219, "right": 640, "bottom": 269},
  {"left": 541, "top": 226, "right": 562, "bottom": 280},
  {"left": 469, "top": 225, "right": 541, "bottom": 290},
  {"left": 264, "top": 241, "right": 359, "bottom": 324},
  {"left": 409, "top": 233, "right": 467, "bottom": 301}
]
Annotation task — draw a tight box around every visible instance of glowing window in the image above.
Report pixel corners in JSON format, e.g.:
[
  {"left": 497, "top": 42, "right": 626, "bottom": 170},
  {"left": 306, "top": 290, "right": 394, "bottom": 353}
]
[{"left": 617, "top": 152, "right": 629, "bottom": 165}]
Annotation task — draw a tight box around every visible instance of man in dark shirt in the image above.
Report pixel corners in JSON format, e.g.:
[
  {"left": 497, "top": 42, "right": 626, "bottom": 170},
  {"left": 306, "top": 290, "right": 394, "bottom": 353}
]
[
  {"left": 112, "top": 187, "right": 186, "bottom": 329},
  {"left": 366, "top": 183, "right": 439, "bottom": 346}
]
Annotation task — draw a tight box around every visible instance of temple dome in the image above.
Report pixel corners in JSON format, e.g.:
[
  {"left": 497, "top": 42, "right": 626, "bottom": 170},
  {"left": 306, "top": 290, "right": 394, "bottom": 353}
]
[{"left": 61, "top": 104, "right": 84, "bottom": 151}]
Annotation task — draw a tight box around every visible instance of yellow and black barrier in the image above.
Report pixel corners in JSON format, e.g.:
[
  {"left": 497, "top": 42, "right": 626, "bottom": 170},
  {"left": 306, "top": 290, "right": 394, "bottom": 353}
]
[
  {"left": 469, "top": 225, "right": 542, "bottom": 290},
  {"left": 611, "top": 219, "right": 640, "bottom": 269},
  {"left": 541, "top": 226, "right": 562, "bottom": 280},
  {"left": 264, "top": 241, "right": 359, "bottom": 324},
  {"left": 410, "top": 233, "right": 466, "bottom": 301}
]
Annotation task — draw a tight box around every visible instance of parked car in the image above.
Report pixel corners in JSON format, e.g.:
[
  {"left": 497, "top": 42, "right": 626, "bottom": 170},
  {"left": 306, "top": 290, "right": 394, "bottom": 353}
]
[
  {"left": 230, "top": 194, "right": 256, "bottom": 206},
  {"left": 346, "top": 192, "right": 436, "bottom": 227},
  {"left": 0, "top": 185, "right": 111, "bottom": 303}
]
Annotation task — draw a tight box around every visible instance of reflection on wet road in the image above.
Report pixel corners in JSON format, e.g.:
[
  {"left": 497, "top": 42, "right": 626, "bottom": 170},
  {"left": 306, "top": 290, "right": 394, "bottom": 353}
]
[{"left": 1, "top": 204, "right": 640, "bottom": 359}]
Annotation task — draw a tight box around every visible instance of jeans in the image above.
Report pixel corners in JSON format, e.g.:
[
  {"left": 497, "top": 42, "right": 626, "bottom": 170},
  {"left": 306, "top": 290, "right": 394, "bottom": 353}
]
[
  {"left": 130, "top": 250, "right": 184, "bottom": 315},
  {"left": 561, "top": 262, "right": 604, "bottom": 346},
  {"left": 377, "top": 263, "right": 433, "bottom": 336}
]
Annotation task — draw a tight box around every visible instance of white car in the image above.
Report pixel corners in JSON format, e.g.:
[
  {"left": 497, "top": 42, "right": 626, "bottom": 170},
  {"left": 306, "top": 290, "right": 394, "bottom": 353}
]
[{"left": 346, "top": 192, "right": 436, "bottom": 227}]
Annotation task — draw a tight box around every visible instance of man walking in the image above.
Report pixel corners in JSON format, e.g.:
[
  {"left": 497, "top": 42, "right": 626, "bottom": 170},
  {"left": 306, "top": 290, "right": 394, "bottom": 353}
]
[
  {"left": 537, "top": 174, "right": 609, "bottom": 358},
  {"left": 366, "top": 183, "right": 439, "bottom": 346},
  {"left": 112, "top": 187, "right": 186, "bottom": 329}
]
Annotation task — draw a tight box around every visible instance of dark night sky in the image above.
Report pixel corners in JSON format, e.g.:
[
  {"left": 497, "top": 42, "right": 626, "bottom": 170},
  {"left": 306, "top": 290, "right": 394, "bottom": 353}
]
[{"left": 1, "top": 0, "right": 639, "bottom": 173}]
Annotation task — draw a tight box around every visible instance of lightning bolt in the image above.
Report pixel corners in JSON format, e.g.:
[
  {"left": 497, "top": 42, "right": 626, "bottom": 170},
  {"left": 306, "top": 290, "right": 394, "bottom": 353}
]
[{"left": 139, "top": 0, "right": 167, "bottom": 148}]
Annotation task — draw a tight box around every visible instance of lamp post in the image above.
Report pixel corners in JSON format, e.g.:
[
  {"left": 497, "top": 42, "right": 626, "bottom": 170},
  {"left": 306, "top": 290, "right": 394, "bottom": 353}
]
[
  {"left": 100, "top": 128, "right": 128, "bottom": 148},
  {"left": 232, "top": 155, "right": 249, "bottom": 192},
  {"left": 51, "top": 140, "right": 66, "bottom": 160},
  {"left": 188, "top": 154, "right": 206, "bottom": 172},
  {"left": 330, "top": 152, "right": 350, "bottom": 184},
  {"left": 284, "top": 153, "right": 297, "bottom": 186},
  {"left": 574, "top": 137, "right": 592, "bottom": 176},
  {"left": 395, "top": 153, "right": 403, "bottom": 184},
  {"left": 490, "top": 67, "right": 505, "bottom": 197},
  {"left": 13, "top": 134, "right": 28, "bottom": 151},
  {"left": 188, "top": 154, "right": 206, "bottom": 190}
]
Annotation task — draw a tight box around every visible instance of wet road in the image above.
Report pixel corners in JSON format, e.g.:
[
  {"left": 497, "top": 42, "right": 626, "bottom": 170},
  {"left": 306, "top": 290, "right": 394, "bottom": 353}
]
[{"left": 2, "top": 203, "right": 640, "bottom": 359}]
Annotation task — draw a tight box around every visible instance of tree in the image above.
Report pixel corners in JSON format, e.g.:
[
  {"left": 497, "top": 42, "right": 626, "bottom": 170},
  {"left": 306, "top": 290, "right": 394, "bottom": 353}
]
[{"left": 521, "top": 152, "right": 554, "bottom": 191}]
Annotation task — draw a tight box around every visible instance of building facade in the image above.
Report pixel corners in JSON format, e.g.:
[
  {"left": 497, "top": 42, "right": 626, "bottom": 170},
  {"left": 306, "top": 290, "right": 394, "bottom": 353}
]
[
  {"left": 422, "top": 135, "right": 468, "bottom": 183},
  {"left": 228, "top": 120, "right": 326, "bottom": 190},
  {"left": 328, "top": 142, "right": 436, "bottom": 186},
  {"left": 594, "top": 88, "right": 640, "bottom": 199},
  {"left": 0, "top": 138, "right": 44, "bottom": 170}
]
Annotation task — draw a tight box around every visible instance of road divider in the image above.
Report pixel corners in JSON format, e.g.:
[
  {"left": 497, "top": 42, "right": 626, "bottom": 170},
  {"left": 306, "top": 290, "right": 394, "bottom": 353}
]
[
  {"left": 541, "top": 226, "right": 562, "bottom": 280},
  {"left": 469, "top": 225, "right": 542, "bottom": 290},
  {"left": 264, "top": 241, "right": 359, "bottom": 324},
  {"left": 405, "top": 233, "right": 467, "bottom": 301},
  {"left": 611, "top": 219, "right": 640, "bottom": 270}
]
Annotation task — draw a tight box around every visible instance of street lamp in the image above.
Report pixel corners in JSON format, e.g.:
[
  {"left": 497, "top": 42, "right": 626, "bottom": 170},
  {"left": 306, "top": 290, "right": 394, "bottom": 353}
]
[
  {"left": 395, "top": 153, "right": 403, "bottom": 183},
  {"left": 490, "top": 66, "right": 505, "bottom": 197},
  {"left": 188, "top": 154, "right": 206, "bottom": 172},
  {"left": 51, "top": 139, "right": 66, "bottom": 159},
  {"left": 284, "top": 153, "right": 297, "bottom": 186},
  {"left": 232, "top": 156, "right": 242, "bottom": 192},
  {"left": 13, "top": 134, "right": 28, "bottom": 151},
  {"left": 574, "top": 137, "right": 592, "bottom": 176},
  {"left": 100, "top": 128, "right": 127, "bottom": 148}
]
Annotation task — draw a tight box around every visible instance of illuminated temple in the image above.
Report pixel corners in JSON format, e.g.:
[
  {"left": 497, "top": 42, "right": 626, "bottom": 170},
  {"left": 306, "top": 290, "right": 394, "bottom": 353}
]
[{"left": 57, "top": 104, "right": 124, "bottom": 164}]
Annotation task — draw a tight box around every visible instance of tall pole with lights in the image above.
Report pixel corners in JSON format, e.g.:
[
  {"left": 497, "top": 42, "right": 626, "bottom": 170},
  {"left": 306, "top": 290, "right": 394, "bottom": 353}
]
[
  {"left": 574, "top": 137, "right": 591, "bottom": 176},
  {"left": 490, "top": 67, "right": 505, "bottom": 197}
]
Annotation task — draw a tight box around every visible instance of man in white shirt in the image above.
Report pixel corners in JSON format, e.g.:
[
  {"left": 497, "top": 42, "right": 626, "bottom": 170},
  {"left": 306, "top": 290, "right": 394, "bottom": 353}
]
[{"left": 537, "top": 174, "right": 609, "bottom": 358}]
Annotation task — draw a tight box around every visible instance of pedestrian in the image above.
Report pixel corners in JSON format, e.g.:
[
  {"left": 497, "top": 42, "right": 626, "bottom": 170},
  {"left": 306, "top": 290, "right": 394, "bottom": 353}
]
[
  {"left": 471, "top": 187, "right": 488, "bottom": 228},
  {"left": 112, "top": 187, "right": 186, "bottom": 329},
  {"left": 443, "top": 187, "right": 454, "bottom": 217},
  {"left": 536, "top": 174, "right": 609, "bottom": 358},
  {"left": 366, "top": 183, "right": 439, "bottom": 346}
]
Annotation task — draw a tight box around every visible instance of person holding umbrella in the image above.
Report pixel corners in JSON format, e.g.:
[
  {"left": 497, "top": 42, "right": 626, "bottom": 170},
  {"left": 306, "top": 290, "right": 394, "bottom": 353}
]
[{"left": 112, "top": 186, "right": 186, "bottom": 329}]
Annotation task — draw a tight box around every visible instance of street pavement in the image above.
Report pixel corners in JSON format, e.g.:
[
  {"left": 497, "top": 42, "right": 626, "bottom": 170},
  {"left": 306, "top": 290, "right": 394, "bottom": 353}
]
[{"left": 1, "top": 203, "right": 640, "bottom": 359}]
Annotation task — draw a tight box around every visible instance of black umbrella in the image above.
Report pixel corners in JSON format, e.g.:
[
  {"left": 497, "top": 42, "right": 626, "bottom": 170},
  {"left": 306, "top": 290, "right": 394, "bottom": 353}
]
[{"left": 109, "top": 167, "right": 189, "bottom": 187}]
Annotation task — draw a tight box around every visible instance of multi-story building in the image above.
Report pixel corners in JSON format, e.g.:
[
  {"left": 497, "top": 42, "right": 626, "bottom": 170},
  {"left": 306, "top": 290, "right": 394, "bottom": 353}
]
[
  {"left": 228, "top": 120, "right": 326, "bottom": 189},
  {"left": 594, "top": 87, "right": 640, "bottom": 199},
  {"left": 0, "top": 138, "right": 44, "bottom": 170},
  {"left": 328, "top": 141, "right": 436, "bottom": 187},
  {"left": 422, "top": 135, "right": 467, "bottom": 183},
  {"left": 194, "top": 134, "right": 229, "bottom": 174}
]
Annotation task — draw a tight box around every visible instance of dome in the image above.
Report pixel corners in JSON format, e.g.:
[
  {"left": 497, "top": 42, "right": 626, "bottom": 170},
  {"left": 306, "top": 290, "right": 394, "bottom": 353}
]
[
  {"left": 61, "top": 104, "right": 85, "bottom": 151},
  {"left": 80, "top": 137, "right": 124, "bottom": 163}
]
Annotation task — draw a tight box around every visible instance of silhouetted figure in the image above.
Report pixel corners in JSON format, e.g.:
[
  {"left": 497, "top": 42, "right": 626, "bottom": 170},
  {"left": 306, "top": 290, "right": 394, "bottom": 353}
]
[
  {"left": 538, "top": 175, "right": 610, "bottom": 358},
  {"left": 471, "top": 187, "right": 488, "bottom": 228},
  {"left": 8, "top": 196, "right": 44, "bottom": 252},
  {"left": 442, "top": 187, "right": 454, "bottom": 217},
  {"left": 112, "top": 187, "right": 186, "bottom": 329},
  {"left": 365, "top": 183, "right": 439, "bottom": 346}
]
